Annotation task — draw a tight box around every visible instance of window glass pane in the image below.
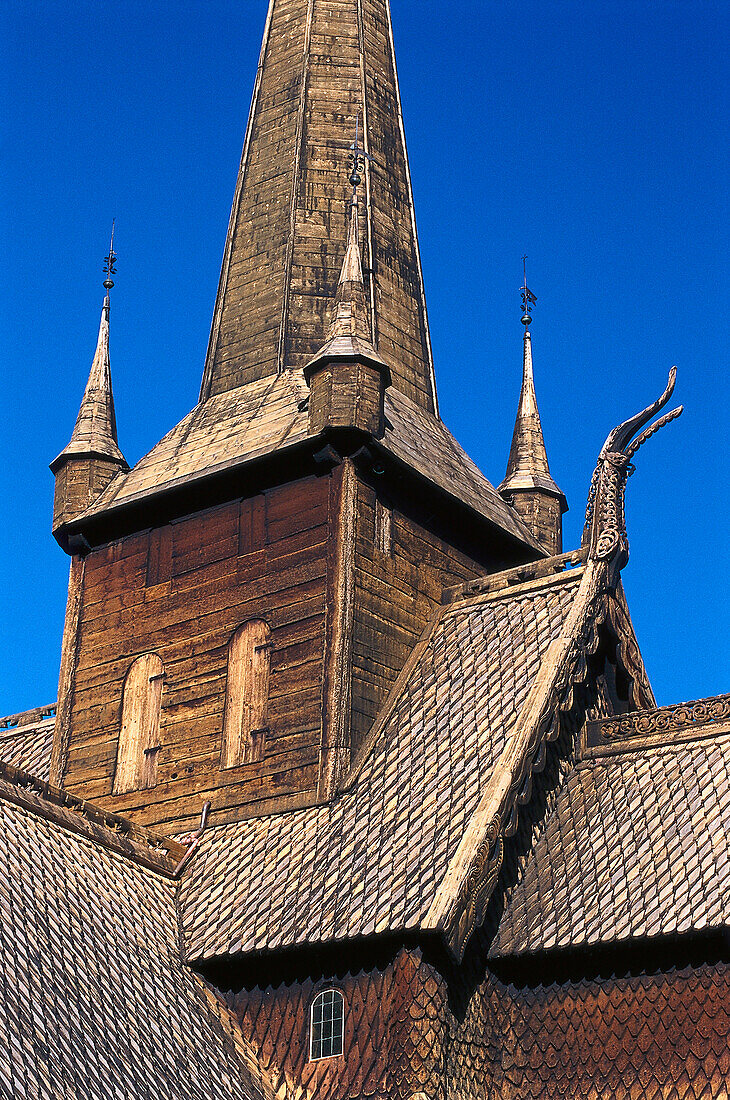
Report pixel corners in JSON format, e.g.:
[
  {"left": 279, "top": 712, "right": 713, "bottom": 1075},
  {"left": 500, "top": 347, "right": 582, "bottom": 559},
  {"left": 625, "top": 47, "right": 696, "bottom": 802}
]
[{"left": 310, "top": 989, "right": 344, "bottom": 1060}]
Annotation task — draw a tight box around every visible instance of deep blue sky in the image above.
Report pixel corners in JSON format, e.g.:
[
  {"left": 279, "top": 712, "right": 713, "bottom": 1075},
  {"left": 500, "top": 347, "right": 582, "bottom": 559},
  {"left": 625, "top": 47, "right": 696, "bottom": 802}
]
[{"left": 2, "top": 0, "right": 728, "bottom": 714}]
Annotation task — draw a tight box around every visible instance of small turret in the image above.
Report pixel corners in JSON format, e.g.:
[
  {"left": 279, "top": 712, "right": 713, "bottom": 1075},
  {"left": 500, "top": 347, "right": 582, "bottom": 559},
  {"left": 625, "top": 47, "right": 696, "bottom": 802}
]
[
  {"left": 304, "top": 159, "right": 391, "bottom": 438},
  {"left": 51, "top": 233, "right": 127, "bottom": 546},
  {"left": 498, "top": 267, "right": 567, "bottom": 554}
]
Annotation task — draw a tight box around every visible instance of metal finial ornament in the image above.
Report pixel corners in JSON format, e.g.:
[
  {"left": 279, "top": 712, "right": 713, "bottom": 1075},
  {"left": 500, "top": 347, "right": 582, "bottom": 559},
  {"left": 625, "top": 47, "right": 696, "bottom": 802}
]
[
  {"left": 520, "top": 255, "right": 537, "bottom": 326},
  {"left": 103, "top": 220, "right": 117, "bottom": 291},
  {"left": 347, "top": 112, "right": 370, "bottom": 193}
]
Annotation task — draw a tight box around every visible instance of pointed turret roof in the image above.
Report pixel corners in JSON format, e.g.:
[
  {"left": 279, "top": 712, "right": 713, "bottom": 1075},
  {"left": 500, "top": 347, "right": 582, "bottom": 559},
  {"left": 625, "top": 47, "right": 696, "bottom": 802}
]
[
  {"left": 499, "top": 321, "right": 565, "bottom": 503},
  {"left": 304, "top": 192, "right": 389, "bottom": 372},
  {"left": 199, "top": 0, "right": 436, "bottom": 413},
  {"left": 50, "top": 297, "right": 126, "bottom": 472}
]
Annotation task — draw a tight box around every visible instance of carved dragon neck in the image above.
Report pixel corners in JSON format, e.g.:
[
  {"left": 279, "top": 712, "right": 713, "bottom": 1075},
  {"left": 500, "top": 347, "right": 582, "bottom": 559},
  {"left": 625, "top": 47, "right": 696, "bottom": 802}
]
[{"left": 582, "top": 367, "right": 682, "bottom": 584}]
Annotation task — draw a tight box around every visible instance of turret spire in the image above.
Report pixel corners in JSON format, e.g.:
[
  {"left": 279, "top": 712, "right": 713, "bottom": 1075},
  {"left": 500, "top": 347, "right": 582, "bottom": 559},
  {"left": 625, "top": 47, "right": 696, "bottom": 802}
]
[
  {"left": 499, "top": 263, "right": 567, "bottom": 554},
  {"left": 304, "top": 146, "right": 391, "bottom": 438},
  {"left": 50, "top": 232, "right": 127, "bottom": 541},
  {"left": 311, "top": 191, "right": 385, "bottom": 362}
]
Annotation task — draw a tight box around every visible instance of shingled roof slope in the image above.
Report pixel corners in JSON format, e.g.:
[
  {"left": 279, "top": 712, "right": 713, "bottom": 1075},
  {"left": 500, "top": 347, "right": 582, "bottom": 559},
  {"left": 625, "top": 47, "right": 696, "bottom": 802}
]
[
  {"left": 491, "top": 720, "right": 730, "bottom": 957},
  {"left": 79, "top": 372, "right": 540, "bottom": 549},
  {"left": 0, "top": 784, "right": 271, "bottom": 1100},
  {"left": 179, "top": 566, "right": 583, "bottom": 962},
  {"left": 0, "top": 712, "right": 55, "bottom": 781}
]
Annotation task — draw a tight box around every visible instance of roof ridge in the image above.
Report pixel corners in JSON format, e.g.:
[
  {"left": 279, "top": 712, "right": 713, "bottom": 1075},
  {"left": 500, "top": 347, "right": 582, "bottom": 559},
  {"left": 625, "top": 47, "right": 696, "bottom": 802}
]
[
  {"left": 0, "top": 760, "right": 185, "bottom": 876},
  {"left": 0, "top": 702, "right": 57, "bottom": 732},
  {"left": 442, "top": 549, "right": 586, "bottom": 606},
  {"left": 424, "top": 556, "right": 606, "bottom": 959},
  {"left": 584, "top": 691, "right": 730, "bottom": 758}
]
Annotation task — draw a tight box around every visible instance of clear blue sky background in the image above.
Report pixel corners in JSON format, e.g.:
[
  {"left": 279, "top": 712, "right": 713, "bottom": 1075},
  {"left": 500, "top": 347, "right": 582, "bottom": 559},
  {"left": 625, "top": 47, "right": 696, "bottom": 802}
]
[{"left": 1, "top": 0, "right": 728, "bottom": 714}]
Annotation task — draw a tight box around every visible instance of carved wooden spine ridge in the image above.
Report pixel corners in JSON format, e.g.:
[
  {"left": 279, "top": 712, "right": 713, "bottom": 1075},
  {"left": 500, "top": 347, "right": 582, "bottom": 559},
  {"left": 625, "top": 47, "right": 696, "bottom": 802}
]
[
  {"left": 582, "top": 367, "right": 682, "bottom": 574},
  {"left": 590, "top": 693, "right": 730, "bottom": 742},
  {"left": 429, "top": 371, "right": 684, "bottom": 959}
]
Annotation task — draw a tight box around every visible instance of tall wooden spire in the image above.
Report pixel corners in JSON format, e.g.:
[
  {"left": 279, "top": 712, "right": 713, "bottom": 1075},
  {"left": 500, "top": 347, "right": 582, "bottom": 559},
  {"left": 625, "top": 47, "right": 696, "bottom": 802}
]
[
  {"left": 499, "top": 277, "right": 566, "bottom": 554},
  {"left": 199, "top": 0, "right": 437, "bottom": 414}
]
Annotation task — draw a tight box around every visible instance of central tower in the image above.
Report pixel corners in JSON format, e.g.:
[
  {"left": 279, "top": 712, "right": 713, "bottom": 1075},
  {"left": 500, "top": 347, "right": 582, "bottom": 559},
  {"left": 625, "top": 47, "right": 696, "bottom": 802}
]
[{"left": 50, "top": 0, "right": 549, "bottom": 835}]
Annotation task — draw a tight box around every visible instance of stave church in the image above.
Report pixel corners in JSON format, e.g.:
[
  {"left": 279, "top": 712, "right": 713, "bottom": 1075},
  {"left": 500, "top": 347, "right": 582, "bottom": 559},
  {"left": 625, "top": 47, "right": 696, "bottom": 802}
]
[{"left": 2, "top": 2, "right": 729, "bottom": 1098}]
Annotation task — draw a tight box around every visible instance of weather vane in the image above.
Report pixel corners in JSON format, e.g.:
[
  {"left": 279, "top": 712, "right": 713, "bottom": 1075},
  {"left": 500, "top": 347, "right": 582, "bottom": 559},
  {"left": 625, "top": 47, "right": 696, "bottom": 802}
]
[
  {"left": 347, "top": 112, "right": 370, "bottom": 194},
  {"left": 521, "top": 254, "right": 537, "bottom": 326},
  {"left": 103, "top": 220, "right": 117, "bottom": 292}
]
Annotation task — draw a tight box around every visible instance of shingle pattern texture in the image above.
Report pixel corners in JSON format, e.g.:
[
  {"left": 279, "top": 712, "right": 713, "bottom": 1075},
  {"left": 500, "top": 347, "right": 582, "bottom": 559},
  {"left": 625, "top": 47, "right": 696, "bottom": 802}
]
[
  {"left": 450, "top": 949, "right": 730, "bottom": 1100},
  {"left": 231, "top": 948, "right": 447, "bottom": 1100},
  {"left": 0, "top": 795, "right": 268, "bottom": 1100},
  {"left": 180, "top": 573, "right": 581, "bottom": 961},
  {"left": 83, "top": 372, "right": 537, "bottom": 547},
  {"left": 491, "top": 734, "right": 730, "bottom": 956},
  {"left": 0, "top": 719, "right": 54, "bottom": 781}
]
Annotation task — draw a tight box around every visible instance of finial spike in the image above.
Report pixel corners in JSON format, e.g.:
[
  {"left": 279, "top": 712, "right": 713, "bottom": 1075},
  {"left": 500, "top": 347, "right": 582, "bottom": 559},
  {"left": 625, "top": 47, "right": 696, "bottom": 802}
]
[
  {"left": 347, "top": 111, "right": 370, "bottom": 195},
  {"left": 103, "top": 220, "right": 117, "bottom": 292},
  {"left": 520, "top": 255, "right": 537, "bottom": 327}
]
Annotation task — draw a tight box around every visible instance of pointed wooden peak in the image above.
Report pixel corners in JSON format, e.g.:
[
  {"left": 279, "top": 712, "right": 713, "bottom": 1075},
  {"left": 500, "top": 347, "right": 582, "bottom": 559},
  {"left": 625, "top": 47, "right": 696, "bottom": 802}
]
[
  {"left": 499, "top": 327, "right": 564, "bottom": 502},
  {"left": 199, "top": 0, "right": 436, "bottom": 414},
  {"left": 51, "top": 297, "right": 126, "bottom": 471},
  {"left": 305, "top": 194, "right": 389, "bottom": 372}
]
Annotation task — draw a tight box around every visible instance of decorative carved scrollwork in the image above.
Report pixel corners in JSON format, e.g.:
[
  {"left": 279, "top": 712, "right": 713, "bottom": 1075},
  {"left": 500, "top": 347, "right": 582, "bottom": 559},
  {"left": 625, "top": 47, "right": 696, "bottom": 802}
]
[{"left": 590, "top": 693, "right": 730, "bottom": 743}]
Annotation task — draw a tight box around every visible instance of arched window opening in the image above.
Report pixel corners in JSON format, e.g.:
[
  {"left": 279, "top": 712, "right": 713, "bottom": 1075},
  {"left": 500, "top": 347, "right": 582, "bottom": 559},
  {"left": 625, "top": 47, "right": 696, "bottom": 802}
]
[
  {"left": 113, "top": 653, "right": 164, "bottom": 794},
  {"left": 310, "top": 989, "right": 344, "bottom": 1061},
  {"left": 221, "top": 619, "right": 272, "bottom": 769}
]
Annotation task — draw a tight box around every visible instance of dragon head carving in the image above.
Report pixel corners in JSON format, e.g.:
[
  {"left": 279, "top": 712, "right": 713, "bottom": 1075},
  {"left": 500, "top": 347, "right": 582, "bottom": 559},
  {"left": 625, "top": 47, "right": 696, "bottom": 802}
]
[{"left": 582, "top": 367, "right": 682, "bottom": 577}]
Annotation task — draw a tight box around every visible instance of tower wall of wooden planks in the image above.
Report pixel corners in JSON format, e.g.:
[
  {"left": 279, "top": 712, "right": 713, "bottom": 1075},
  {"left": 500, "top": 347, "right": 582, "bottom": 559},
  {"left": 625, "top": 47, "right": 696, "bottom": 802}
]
[{"left": 54, "top": 464, "right": 510, "bottom": 832}]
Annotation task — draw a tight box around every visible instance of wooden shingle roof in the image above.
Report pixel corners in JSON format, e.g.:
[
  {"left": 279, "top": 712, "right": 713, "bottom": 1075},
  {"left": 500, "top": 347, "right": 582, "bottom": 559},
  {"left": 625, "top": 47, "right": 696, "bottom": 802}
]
[
  {"left": 178, "top": 564, "right": 583, "bottom": 963},
  {"left": 491, "top": 697, "right": 730, "bottom": 957},
  {"left": 0, "top": 773, "right": 272, "bottom": 1100},
  {"left": 0, "top": 708, "right": 55, "bottom": 781}
]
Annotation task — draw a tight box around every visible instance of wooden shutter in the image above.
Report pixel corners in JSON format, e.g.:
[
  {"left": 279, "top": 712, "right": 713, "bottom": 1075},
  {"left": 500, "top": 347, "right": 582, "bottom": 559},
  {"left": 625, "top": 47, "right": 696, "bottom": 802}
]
[
  {"left": 221, "top": 620, "right": 271, "bottom": 768},
  {"left": 113, "top": 653, "right": 164, "bottom": 793},
  {"left": 374, "top": 498, "right": 393, "bottom": 556}
]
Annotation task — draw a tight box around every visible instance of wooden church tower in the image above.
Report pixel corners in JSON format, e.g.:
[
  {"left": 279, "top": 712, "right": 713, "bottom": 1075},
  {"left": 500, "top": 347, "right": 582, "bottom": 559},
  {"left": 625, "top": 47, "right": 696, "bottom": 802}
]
[
  {"left": 5, "top": 5, "right": 725, "bottom": 1099},
  {"left": 49, "top": 0, "right": 563, "bottom": 835}
]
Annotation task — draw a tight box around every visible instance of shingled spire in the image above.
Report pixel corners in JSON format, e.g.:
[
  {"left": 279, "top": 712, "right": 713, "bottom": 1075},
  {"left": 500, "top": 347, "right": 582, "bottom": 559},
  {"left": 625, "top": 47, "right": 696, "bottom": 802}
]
[
  {"left": 499, "top": 273, "right": 566, "bottom": 554},
  {"left": 51, "top": 279, "right": 127, "bottom": 540},
  {"left": 199, "top": 0, "right": 437, "bottom": 414}
]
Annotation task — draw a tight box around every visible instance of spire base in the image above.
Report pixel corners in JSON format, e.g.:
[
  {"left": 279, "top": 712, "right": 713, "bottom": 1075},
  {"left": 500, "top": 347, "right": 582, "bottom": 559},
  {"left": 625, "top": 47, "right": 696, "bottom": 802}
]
[{"left": 305, "top": 352, "right": 391, "bottom": 439}]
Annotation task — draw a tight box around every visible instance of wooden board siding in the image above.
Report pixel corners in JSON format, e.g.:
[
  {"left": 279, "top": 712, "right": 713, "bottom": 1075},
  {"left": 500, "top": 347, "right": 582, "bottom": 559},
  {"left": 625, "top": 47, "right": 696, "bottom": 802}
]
[
  {"left": 60, "top": 474, "right": 332, "bottom": 831},
  {"left": 349, "top": 480, "right": 499, "bottom": 756}
]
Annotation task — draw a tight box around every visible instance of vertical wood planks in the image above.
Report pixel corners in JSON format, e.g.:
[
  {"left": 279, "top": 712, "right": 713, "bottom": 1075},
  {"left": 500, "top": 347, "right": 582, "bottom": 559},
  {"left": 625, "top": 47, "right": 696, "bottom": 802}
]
[
  {"left": 221, "top": 620, "right": 272, "bottom": 769},
  {"left": 113, "top": 653, "right": 164, "bottom": 793}
]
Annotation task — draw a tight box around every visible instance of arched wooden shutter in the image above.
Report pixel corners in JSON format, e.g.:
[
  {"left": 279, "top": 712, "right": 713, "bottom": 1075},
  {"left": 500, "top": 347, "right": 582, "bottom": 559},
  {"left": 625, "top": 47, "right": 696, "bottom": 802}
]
[
  {"left": 221, "top": 619, "right": 271, "bottom": 768},
  {"left": 113, "top": 653, "right": 164, "bottom": 793}
]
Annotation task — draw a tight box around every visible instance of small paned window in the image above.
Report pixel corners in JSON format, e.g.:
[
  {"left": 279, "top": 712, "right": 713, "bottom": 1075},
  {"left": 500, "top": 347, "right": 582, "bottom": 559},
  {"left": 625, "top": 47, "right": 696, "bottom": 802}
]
[
  {"left": 310, "top": 989, "right": 344, "bottom": 1061},
  {"left": 113, "top": 653, "right": 164, "bottom": 794},
  {"left": 221, "top": 619, "right": 272, "bottom": 769}
]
